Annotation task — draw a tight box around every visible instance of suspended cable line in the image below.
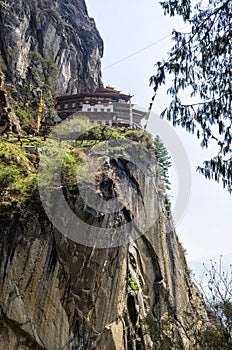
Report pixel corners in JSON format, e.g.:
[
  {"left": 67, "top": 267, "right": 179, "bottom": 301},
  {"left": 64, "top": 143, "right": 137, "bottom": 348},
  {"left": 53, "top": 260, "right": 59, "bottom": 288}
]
[{"left": 104, "top": 25, "right": 188, "bottom": 70}]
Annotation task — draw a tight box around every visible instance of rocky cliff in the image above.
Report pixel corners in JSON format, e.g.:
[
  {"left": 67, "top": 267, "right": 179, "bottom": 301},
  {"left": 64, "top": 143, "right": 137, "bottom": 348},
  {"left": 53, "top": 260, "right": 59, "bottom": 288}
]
[
  {"left": 0, "top": 130, "right": 210, "bottom": 350},
  {"left": 0, "top": 0, "right": 103, "bottom": 93},
  {"left": 0, "top": 72, "right": 21, "bottom": 133},
  {"left": 0, "top": 1, "right": 212, "bottom": 348}
]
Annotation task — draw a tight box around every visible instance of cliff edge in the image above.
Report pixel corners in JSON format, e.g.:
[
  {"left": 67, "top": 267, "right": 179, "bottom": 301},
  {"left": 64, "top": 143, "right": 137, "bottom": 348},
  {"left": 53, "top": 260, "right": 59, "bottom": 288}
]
[
  {"left": 0, "top": 129, "right": 210, "bottom": 349},
  {"left": 0, "top": 1, "right": 212, "bottom": 348}
]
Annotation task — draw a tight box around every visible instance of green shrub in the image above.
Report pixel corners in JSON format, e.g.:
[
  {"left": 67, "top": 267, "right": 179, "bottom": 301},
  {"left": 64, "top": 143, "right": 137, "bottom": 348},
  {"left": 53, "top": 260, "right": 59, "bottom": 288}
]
[
  {"left": 129, "top": 277, "right": 139, "bottom": 292},
  {"left": 0, "top": 164, "right": 20, "bottom": 192},
  {"left": 62, "top": 152, "right": 81, "bottom": 181},
  {"left": 15, "top": 107, "right": 32, "bottom": 125},
  {"left": 0, "top": 141, "right": 37, "bottom": 202}
]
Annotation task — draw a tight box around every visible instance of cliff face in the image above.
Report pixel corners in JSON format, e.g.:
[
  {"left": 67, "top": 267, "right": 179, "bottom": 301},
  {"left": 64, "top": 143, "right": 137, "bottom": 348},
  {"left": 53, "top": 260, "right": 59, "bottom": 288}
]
[
  {"left": 0, "top": 1, "right": 210, "bottom": 348},
  {"left": 0, "top": 73, "right": 21, "bottom": 133},
  {"left": 0, "top": 0, "right": 103, "bottom": 93},
  {"left": 0, "top": 136, "right": 210, "bottom": 350}
]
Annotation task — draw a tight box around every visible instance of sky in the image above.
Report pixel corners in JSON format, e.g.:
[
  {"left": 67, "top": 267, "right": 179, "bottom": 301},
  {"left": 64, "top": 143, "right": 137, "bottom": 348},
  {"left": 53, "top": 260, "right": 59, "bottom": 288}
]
[{"left": 85, "top": 0, "right": 231, "bottom": 269}]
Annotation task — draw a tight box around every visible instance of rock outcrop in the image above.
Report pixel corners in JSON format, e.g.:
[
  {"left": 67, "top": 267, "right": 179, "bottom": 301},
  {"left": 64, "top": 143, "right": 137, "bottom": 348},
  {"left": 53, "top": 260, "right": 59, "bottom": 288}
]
[
  {"left": 0, "top": 72, "right": 21, "bottom": 134},
  {"left": 0, "top": 1, "right": 212, "bottom": 348},
  {"left": 0, "top": 0, "right": 103, "bottom": 93},
  {"left": 0, "top": 135, "right": 210, "bottom": 350}
]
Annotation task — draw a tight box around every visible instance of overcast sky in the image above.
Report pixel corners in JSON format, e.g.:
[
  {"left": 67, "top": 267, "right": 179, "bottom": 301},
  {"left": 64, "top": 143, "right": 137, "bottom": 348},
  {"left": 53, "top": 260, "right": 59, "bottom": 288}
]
[{"left": 85, "top": 0, "right": 232, "bottom": 267}]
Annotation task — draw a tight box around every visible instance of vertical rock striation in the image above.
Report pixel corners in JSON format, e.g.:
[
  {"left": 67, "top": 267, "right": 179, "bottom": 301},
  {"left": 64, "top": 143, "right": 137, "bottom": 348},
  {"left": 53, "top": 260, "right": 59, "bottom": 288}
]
[
  {"left": 0, "top": 1, "right": 211, "bottom": 348},
  {"left": 0, "top": 143, "right": 210, "bottom": 349},
  {"left": 0, "top": 72, "right": 21, "bottom": 133},
  {"left": 0, "top": 0, "right": 103, "bottom": 93}
]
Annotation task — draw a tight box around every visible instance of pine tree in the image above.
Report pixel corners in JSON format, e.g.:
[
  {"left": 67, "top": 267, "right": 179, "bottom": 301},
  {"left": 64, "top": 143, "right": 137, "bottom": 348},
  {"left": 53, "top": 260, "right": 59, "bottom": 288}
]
[
  {"left": 154, "top": 135, "right": 172, "bottom": 191},
  {"left": 150, "top": 0, "right": 232, "bottom": 192}
]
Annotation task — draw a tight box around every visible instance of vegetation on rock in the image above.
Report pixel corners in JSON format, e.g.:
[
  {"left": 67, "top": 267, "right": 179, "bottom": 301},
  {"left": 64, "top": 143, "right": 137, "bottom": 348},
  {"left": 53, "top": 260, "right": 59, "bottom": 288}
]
[
  {"left": 0, "top": 124, "right": 223, "bottom": 349},
  {"left": 0, "top": 126, "right": 154, "bottom": 202},
  {"left": 154, "top": 135, "right": 172, "bottom": 191},
  {"left": 10, "top": 51, "right": 58, "bottom": 127},
  {"left": 129, "top": 277, "right": 139, "bottom": 292},
  {"left": 0, "top": 141, "right": 37, "bottom": 203}
]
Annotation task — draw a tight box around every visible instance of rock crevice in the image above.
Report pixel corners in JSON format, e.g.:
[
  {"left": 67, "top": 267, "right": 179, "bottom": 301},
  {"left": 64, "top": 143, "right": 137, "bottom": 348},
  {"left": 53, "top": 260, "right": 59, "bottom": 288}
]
[{"left": 0, "top": 151, "right": 210, "bottom": 349}]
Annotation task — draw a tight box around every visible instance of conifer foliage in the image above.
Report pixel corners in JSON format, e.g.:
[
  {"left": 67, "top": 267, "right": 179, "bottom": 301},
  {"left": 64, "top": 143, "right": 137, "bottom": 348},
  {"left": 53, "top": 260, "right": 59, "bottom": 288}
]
[
  {"left": 154, "top": 135, "right": 172, "bottom": 191},
  {"left": 150, "top": 0, "right": 232, "bottom": 192}
]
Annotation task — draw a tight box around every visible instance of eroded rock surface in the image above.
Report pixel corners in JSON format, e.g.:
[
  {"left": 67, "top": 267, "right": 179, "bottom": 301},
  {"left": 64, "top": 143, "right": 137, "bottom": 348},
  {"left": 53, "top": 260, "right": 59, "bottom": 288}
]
[
  {"left": 0, "top": 0, "right": 103, "bottom": 93},
  {"left": 0, "top": 72, "right": 21, "bottom": 134},
  {"left": 0, "top": 146, "right": 210, "bottom": 349}
]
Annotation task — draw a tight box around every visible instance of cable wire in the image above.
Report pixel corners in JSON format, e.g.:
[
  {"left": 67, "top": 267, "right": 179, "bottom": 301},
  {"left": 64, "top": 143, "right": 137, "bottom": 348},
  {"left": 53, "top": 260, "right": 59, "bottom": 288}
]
[{"left": 103, "top": 25, "right": 188, "bottom": 70}]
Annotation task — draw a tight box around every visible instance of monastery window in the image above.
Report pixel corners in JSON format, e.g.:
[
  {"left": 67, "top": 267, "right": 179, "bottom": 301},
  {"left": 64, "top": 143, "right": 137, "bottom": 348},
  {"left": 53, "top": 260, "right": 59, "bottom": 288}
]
[
  {"left": 72, "top": 103, "right": 76, "bottom": 108},
  {"left": 64, "top": 104, "right": 68, "bottom": 109}
]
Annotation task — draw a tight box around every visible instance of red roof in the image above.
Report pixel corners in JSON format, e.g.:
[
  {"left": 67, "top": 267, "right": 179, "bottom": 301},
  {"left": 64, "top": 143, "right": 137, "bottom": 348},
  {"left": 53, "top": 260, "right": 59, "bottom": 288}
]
[{"left": 56, "top": 87, "right": 132, "bottom": 102}]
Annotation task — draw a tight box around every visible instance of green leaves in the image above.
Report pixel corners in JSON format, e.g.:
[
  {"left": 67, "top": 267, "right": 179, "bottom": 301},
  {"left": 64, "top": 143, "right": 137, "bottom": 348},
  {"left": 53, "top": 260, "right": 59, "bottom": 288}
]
[
  {"left": 197, "top": 155, "right": 232, "bottom": 191},
  {"left": 27, "top": 51, "right": 58, "bottom": 89},
  {"left": 160, "top": 0, "right": 192, "bottom": 21},
  {"left": 26, "top": 51, "right": 58, "bottom": 121},
  {"left": 0, "top": 141, "right": 37, "bottom": 202},
  {"left": 151, "top": 0, "right": 232, "bottom": 192},
  {"left": 129, "top": 277, "right": 139, "bottom": 292},
  {"left": 154, "top": 135, "right": 172, "bottom": 191}
]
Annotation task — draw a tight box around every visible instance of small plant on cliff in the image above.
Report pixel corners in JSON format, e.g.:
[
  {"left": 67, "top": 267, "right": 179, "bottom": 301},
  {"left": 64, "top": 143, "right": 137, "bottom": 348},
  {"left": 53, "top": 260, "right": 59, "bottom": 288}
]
[{"left": 129, "top": 277, "right": 139, "bottom": 292}]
